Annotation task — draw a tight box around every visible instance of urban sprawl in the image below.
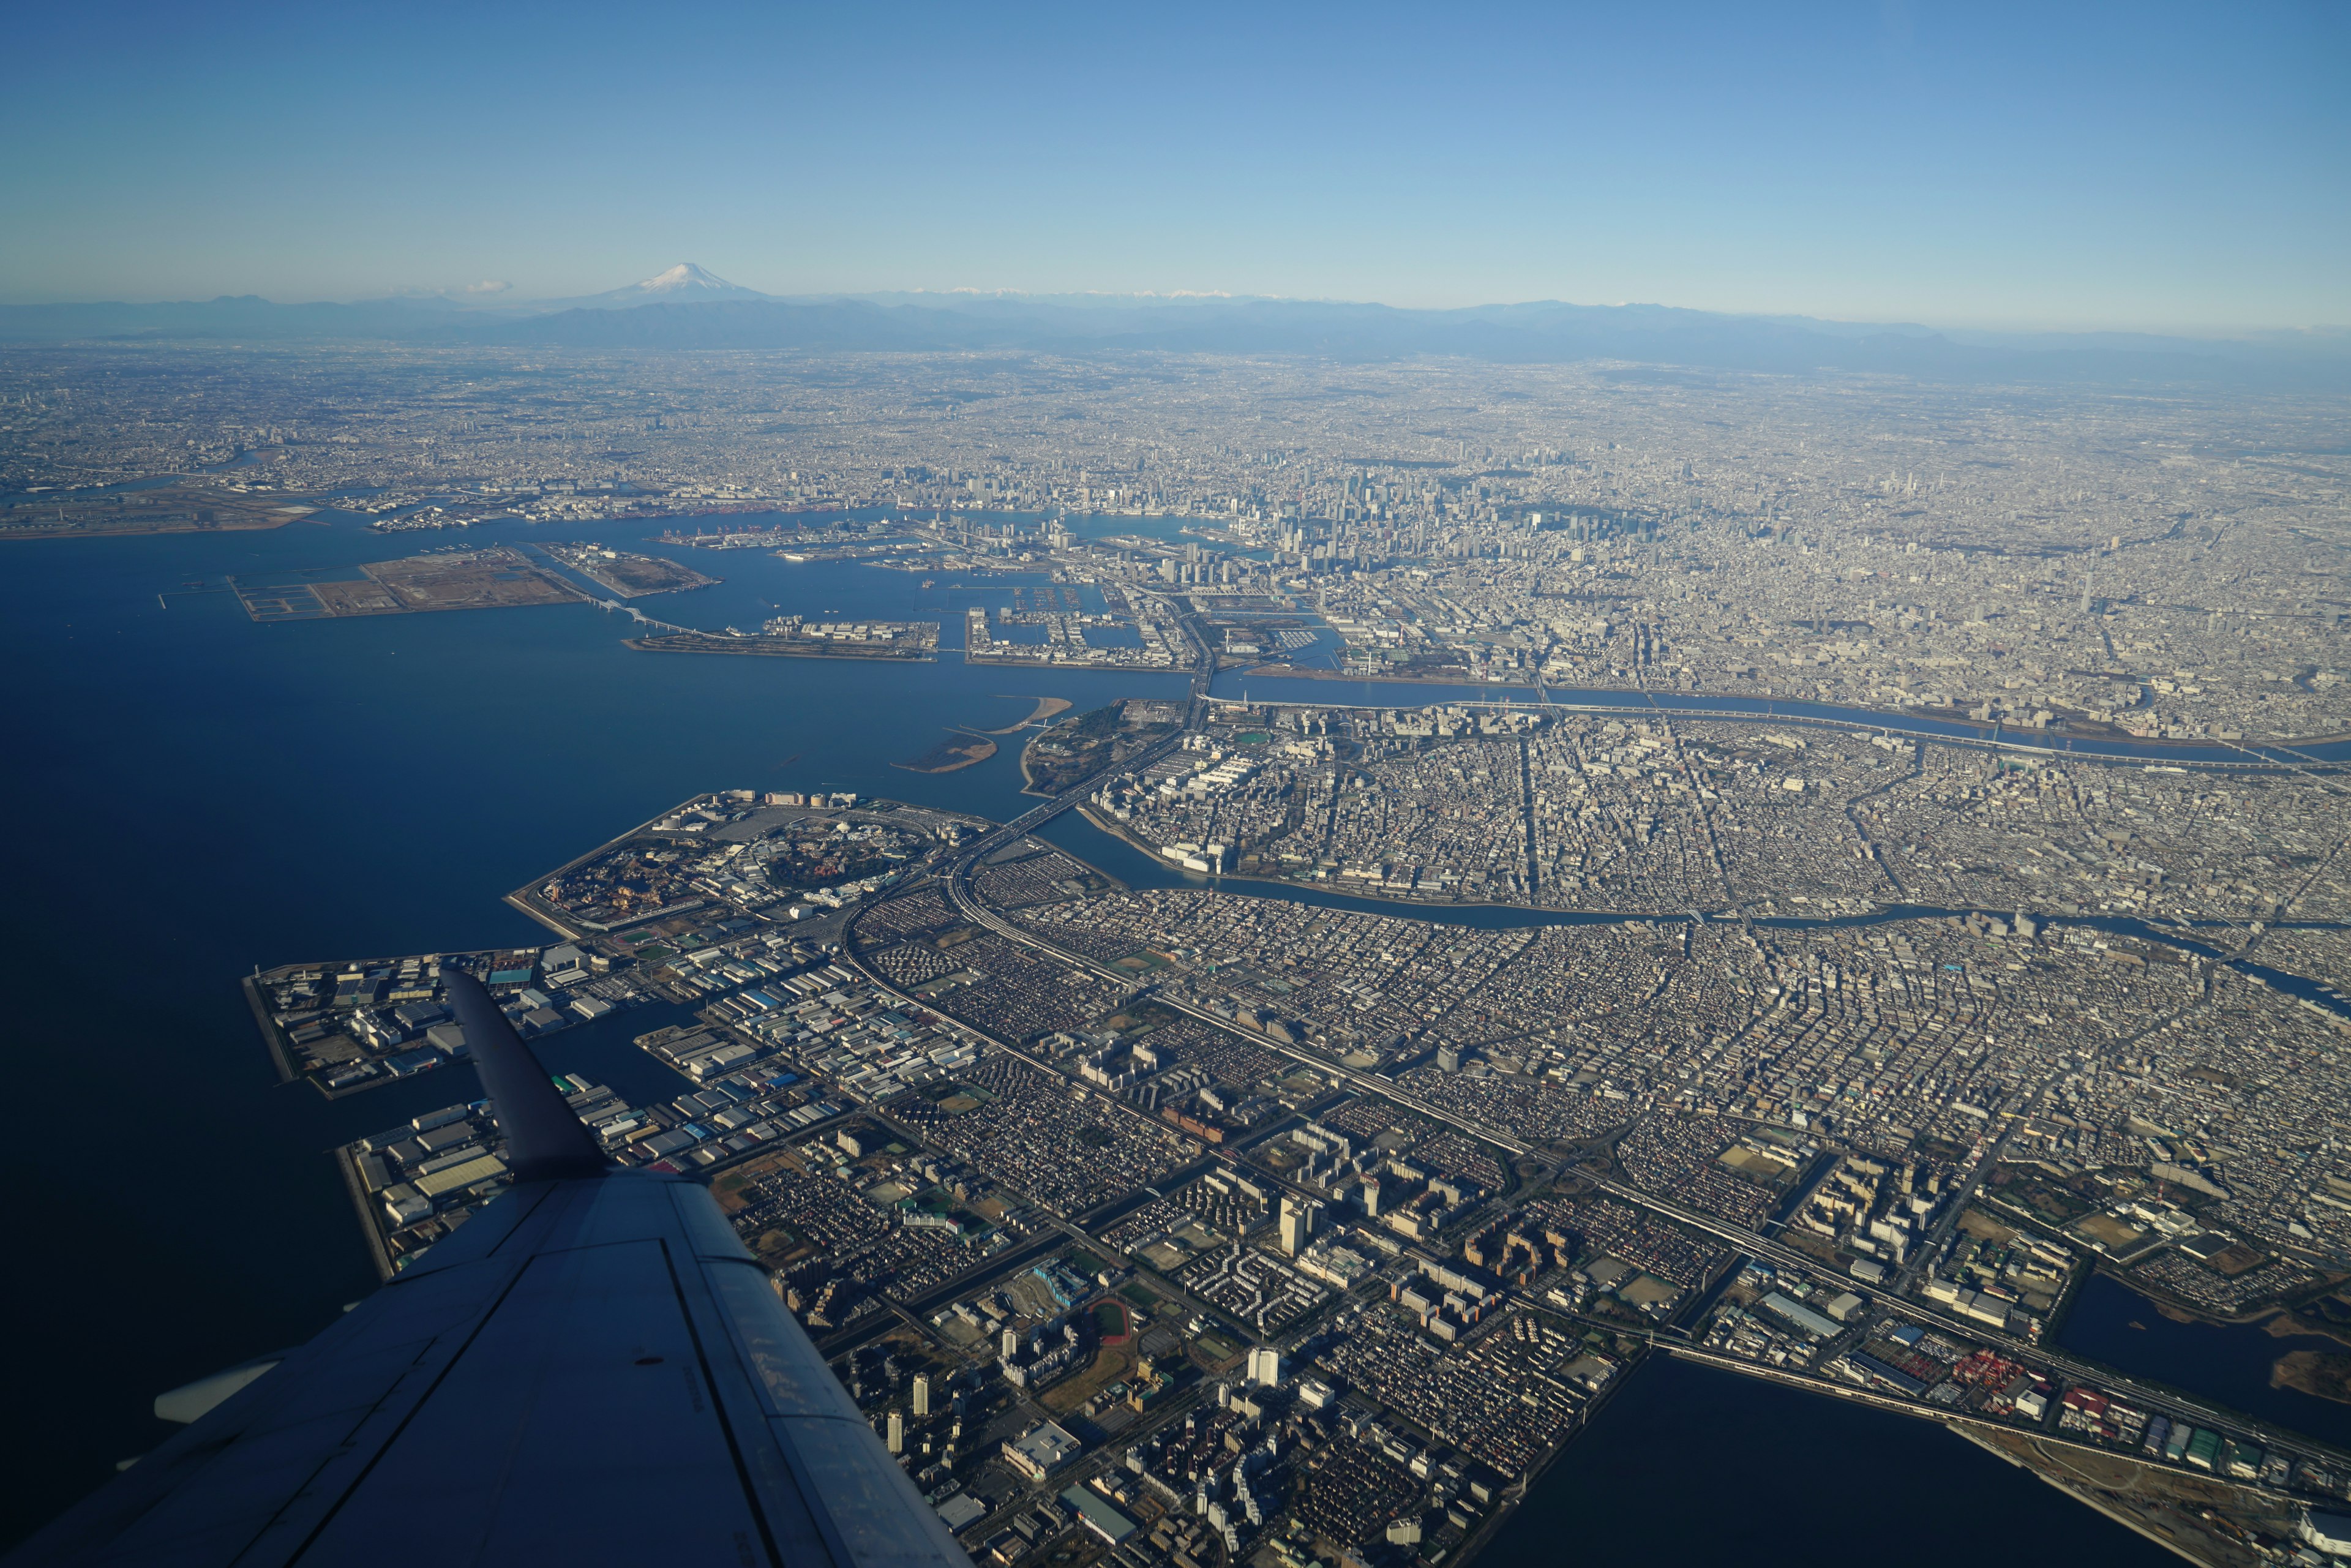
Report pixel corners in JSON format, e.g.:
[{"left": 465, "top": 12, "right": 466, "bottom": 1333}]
[{"left": 17, "top": 341, "right": 2351, "bottom": 1567}]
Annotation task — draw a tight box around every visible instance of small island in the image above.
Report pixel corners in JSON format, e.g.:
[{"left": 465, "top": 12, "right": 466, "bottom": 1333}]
[
  {"left": 542, "top": 541, "right": 720, "bottom": 597},
  {"left": 2273, "top": 1349, "right": 2351, "bottom": 1406},
  {"left": 628, "top": 615, "right": 939, "bottom": 661},
  {"left": 230, "top": 544, "right": 587, "bottom": 621},
  {"left": 894, "top": 732, "right": 999, "bottom": 773}
]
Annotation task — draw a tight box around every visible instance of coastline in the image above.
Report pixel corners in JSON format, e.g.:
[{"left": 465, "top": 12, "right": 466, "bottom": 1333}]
[
  {"left": 334, "top": 1146, "right": 398, "bottom": 1283},
  {"left": 985, "top": 696, "right": 1074, "bottom": 734},
  {"left": 241, "top": 972, "right": 298, "bottom": 1086},
  {"left": 0, "top": 517, "right": 301, "bottom": 541},
  {"left": 624, "top": 634, "right": 935, "bottom": 661},
  {"left": 1949, "top": 1426, "right": 2208, "bottom": 1568}
]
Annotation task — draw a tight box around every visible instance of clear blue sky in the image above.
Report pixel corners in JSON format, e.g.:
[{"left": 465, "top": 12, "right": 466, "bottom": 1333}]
[{"left": 3, "top": 1, "right": 2343, "bottom": 329}]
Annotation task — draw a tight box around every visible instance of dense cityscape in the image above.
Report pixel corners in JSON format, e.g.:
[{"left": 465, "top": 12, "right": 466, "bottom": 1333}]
[
  {"left": 8, "top": 339, "right": 2349, "bottom": 1568},
  {"left": 4, "top": 343, "right": 2345, "bottom": 742},
  {"left": 262, "top": 750, "right": 2351, "bottom": 1568}
]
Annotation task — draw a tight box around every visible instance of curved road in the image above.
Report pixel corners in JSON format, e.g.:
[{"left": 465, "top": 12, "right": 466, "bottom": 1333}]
[
  {"left": 931, "top": 842, "right": 2351, "bottom": 1476},
  {"left": 874, "top": 612, "right": 2351, "bottom": 1474}
]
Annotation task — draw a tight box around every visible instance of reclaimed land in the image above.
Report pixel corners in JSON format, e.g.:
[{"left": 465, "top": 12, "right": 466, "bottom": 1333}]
[
  {"left": 547, "top": 545, "right": 720, "bottom": 598},
  {"left": 231, "top": 546, "right": 587, "bottom": 621},
  {"left": 626, "top": 631, "right": 934, "bottom": 661},
  {"left": 2, "top": 484, "right": 316, "bottom": 539}
]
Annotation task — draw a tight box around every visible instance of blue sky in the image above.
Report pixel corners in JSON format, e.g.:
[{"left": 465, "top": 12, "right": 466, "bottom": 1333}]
[{"left": 2, "top": 1, "right": 2343, "bottom": 329}]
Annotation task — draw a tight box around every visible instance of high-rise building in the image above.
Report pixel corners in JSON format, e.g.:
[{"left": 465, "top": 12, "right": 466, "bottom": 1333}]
[
  {"left": 1001, "top": 1327, "right": 1021, "bottom": 1360},
  {"left": 913, "top": 1374, "right": 932, "bottom": 1417},
  {"left": 1246, "top": 1346, "right": 1284, "bottom": 1388},
  {"left": 1278, "top": 1195, "right": 1320, "bottom": 1255},
  {"left": 887, "top": 1411, "right": 904, "bottom": 1455}
]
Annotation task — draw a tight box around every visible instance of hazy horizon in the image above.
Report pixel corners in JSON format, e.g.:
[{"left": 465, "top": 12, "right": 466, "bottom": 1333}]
[{"left": 7, "top": 268, "right": 2345, "bottom": 342}]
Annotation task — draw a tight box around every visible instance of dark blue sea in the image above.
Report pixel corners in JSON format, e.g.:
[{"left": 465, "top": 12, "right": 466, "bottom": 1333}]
[{"left": 0, "top": 508, "right": 2259, "bottom": 1558}]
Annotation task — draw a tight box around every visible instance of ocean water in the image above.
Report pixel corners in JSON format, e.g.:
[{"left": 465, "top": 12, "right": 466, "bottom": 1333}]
[
  {"left": 0, "top": 506, "right": 2285, "bottom": 1555},
  {"left": 0, "top": 509, "right": 1180, "bottom": 1545}
]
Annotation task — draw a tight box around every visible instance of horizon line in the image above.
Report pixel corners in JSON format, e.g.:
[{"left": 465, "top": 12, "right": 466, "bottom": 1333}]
[{"left": 1, "top": 283, "right": 2342, "bottom": 342}]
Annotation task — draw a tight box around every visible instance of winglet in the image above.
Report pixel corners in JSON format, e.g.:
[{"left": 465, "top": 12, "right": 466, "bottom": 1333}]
[{"left": 443, "top": 966, "right": 609, "bottom": 1182}]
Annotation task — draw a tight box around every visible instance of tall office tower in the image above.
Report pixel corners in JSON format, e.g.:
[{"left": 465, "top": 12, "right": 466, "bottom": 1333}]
[
  {"left": 1278, "top": 1196, "right": 1320, "bottom": 1255},
  {"left": 913, "top": 1374, "right": 932, "bottom": 1417},
  {"left": 887, "top": 1411, "right": 905, "bottom": 1455}
]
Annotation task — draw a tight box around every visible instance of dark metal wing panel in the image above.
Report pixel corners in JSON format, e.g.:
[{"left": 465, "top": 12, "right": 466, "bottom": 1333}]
[
  {"left": 17, "top": 1257, "right": 520, "bottom": 1566},
  {"left": 8, "top": 1172, "right": 970, "bottom": 1568},
  {"left": 291, "top": 1237, "right": 771, "bottom": 1565}
]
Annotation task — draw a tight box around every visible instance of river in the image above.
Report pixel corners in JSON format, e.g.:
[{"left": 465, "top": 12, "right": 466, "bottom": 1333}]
[
  {"left": 2057, "top": 1272, "right": 2351, "bottom": 1450},
  {"left": 1479, "top": 1355, "right": 2178, "bottom": 1567},
  {"left": 1033, "top": 809, "right": 2351, "bottom": 1021},
  {"left": 1205, "top": 672, "right": 2351, "bottom": 767},
  {"left": 0, "top": 504, "right": 2329, "bottom": 1550}
]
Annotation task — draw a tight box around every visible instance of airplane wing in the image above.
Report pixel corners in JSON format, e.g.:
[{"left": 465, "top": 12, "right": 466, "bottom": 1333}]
[{"left": 11, "top": 970, "right": 971, "bottom": 1568}]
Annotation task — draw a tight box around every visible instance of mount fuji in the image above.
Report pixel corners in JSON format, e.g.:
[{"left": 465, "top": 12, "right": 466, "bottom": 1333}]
[{"left": 549, "top": 263, "right": 773, "bottom": 309}]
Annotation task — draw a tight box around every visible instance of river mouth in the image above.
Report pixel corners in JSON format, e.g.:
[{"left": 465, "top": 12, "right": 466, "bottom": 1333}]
[{"left": 2056, "top": 1273, "right": 2351, "bottom": 1449}]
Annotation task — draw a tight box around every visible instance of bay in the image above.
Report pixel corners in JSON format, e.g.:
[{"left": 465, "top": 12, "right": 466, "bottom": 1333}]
[
  {"left": 0, "top": 503, "right": 2303, "bottom": 1557},
  {"left": 0, "top": 509, "right": 1180, "bottom": 1544}
]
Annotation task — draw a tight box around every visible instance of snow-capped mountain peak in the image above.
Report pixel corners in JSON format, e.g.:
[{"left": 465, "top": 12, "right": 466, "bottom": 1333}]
[
  {"left": 548, "top": 263, "right": 772, "bottom": 309},
  {"left": 636, "top": 262, "right": 733, "bottom": 294}
]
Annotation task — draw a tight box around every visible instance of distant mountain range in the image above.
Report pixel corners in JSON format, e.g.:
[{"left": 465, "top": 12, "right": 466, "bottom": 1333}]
[{"left": 4, "top": 264, "right": 2344, "bottom": 389}]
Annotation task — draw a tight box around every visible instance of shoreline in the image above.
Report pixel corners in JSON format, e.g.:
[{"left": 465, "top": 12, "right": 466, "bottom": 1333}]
[
  {"left": 334, "top": 1146, "right": 399, "bottom": 1283},
  {"left": 965, "top": 653, "right": 1187, "bottom": 673},
  {"left": 0, "top": 517, "right": 301, "bottom": 541},
  {"left": 624, "top": 635, "right": 935, "bottom": 662},
  {"left": 1949, "top": 1425, "right": 2207, "bottom": 1568},
  {"left": 2273, "top": 1349, "right": 2351, "bottom": 1406},
  {"left": 2087, "top": 1261, "right": 2351, "bottom": 1335},
  {"left": 242, "top": 972, "right": 298, "bottom": 1086},
  {"left": 985, "top": 696, "right": 1073, "bottom": 734},
  {"left": 1437, "top": 1338, "right": 1653, "bottom": 1566}
]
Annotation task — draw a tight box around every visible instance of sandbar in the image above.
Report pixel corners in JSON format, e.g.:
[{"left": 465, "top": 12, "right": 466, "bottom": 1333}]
[{"left": 986, "top": 696, "right": 1074, "bottom": 733}]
